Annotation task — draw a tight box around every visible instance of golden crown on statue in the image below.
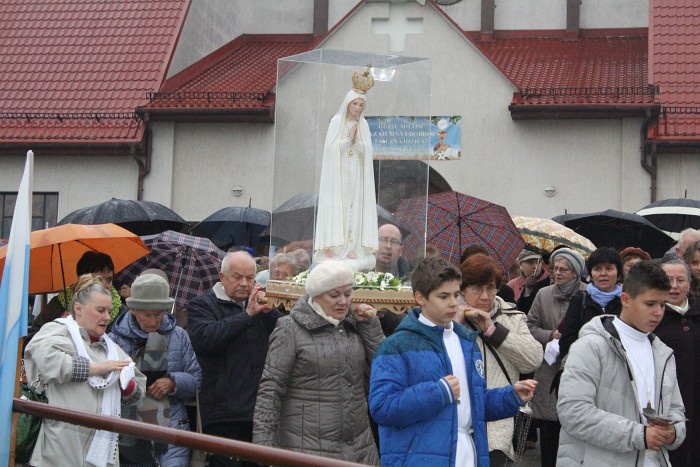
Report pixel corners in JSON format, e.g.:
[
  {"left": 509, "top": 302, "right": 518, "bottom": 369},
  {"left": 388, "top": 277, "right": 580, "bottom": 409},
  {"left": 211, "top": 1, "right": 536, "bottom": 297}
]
[{"left": 351, "top": 65, "right": 375, "bottom": 94}]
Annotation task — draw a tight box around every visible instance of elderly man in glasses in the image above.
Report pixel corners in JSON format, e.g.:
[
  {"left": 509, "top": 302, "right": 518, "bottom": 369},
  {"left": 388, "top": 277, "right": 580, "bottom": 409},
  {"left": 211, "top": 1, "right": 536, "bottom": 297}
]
[{"left": 374, "top": 223, "right": 411, "bottom": 282}]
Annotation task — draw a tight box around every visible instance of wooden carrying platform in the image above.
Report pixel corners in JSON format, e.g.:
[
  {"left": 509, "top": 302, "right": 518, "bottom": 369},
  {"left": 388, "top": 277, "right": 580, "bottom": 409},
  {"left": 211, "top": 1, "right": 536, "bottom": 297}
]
[{"left": 265, "top": 280, "right": 416, "bottom": 314}]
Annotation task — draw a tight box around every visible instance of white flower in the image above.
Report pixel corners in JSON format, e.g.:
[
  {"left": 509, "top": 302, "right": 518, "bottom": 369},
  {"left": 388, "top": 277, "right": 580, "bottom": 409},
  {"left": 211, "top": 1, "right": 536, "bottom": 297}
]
[{"left": 355, "top": 274, "right": 365, "bottom": 285}]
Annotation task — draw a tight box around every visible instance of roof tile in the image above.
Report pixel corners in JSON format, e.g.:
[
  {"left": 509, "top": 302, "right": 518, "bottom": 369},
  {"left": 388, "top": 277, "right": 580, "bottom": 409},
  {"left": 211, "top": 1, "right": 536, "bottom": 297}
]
[
  {"left": 0, "top": 0, "right": 190, "bottom": 144},
  {"left": 649, "top": 0, "right": 700, "bottom": 140},
  {"left": 143, "top": 35, "right": 320, "bottom": 111},
  {"left": 475, "top": 33, "right": 654, "bottom": 106}
]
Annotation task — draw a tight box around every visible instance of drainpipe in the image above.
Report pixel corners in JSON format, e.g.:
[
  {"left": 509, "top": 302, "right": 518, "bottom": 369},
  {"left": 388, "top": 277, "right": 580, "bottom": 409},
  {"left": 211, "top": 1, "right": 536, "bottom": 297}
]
[
  {"left": 132, "top": 129, "right": 152, "bottom": 201},
  {"left": 640, "top": 117, "right": 657, "bottom": 203}
]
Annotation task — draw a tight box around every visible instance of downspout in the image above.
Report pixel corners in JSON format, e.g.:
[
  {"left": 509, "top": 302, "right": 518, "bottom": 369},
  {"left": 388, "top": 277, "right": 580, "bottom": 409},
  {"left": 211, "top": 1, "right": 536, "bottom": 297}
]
[
  {"left": 132, "top": 127, "right": 152, "bottom": 201},
  {"left": 640, "top": 116, "right": 657, "bottom": 203}
]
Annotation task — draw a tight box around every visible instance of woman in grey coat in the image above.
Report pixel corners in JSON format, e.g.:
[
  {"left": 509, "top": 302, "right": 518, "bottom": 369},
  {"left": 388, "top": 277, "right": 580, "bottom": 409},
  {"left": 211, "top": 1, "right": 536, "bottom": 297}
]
[
  {"left": 253, "top": 261, "right": 383, "bottom": 465},
  {"left": 526, "top": 248, "right": 586, "bottom": 467}
]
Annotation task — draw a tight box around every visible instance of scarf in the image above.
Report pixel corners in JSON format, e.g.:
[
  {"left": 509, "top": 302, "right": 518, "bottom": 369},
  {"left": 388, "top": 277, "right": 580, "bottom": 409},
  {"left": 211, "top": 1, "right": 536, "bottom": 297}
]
[
  {"left": 120, "top": 330, "right": 169, "bottom": 463},
  {"left": 308, "top": 297, "right": 341, "bottom": 326},
  {"left": 56, "top": 316, "right": 121, "bottom": 467},
  {"left": 667, "top": 299, "right": 690, "bottom": 316},
  {"left": 555, "top": 279, "right": 581, "bottom": 298},
  {"left": 587, "top": 282, "right": 622, "bottom": 308}
]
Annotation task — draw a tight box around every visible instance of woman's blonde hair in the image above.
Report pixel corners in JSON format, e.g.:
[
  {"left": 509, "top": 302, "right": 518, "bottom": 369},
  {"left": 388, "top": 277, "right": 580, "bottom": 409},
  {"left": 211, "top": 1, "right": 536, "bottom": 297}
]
[{"left": 70, "top": 274, "right": 111, "bottom": 315}]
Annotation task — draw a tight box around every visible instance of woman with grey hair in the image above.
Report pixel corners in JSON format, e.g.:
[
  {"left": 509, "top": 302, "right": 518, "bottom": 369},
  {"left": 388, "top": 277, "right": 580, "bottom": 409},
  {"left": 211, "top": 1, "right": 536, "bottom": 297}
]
[
  {"left": 526, "top": 248, "right": 587, "bottom": 467},
  {"left": 110, "top": 273, "right": 202, "bottom": 467},
  {"left": 654, "top": 259, "right": 699, "bottom": 467},
  {"left": 253, "top": 260, "right": 383, "bottom": 464},
  {"left": 25, "top": 274, "right": 146, "bottom": 467}
]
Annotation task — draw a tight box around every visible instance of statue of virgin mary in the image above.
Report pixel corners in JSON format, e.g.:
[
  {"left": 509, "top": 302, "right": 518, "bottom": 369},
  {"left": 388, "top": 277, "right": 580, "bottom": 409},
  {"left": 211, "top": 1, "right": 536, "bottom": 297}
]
[{"left": 313, "top": 67, "right": 379, "bottom": 272}]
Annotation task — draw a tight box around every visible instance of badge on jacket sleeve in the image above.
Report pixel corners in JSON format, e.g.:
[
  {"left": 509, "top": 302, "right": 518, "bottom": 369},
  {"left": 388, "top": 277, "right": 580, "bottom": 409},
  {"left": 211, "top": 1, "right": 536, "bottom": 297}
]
[{"left": 475, "top": 358, "right": 485, "bottom": 379}]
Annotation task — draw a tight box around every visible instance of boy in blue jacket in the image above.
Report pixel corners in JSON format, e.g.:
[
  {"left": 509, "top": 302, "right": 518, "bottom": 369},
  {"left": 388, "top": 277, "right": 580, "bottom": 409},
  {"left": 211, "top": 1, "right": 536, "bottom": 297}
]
[{"left": 369, "top": 257, "right": 537, "bottom": 467}]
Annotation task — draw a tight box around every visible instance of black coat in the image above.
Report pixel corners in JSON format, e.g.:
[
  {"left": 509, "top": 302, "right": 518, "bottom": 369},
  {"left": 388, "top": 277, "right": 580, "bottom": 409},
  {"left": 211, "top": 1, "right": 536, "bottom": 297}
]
[
  {"left": 187, "top": 290, "right": 281, "bottom": 428},
  {"left": 558, "top": 291, "right": 622, "bottom": 359},
  {"left": 653, "top": 300, "right": 700, "bottom": 467}
]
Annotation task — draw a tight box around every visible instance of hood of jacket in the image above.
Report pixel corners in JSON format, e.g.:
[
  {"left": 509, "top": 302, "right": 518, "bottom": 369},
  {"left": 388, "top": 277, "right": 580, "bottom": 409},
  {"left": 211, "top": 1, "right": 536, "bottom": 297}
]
[
  {"left": 579, "top": 315, "right": 671, "bottom": 362},
  {"left": 111, "top": 309, "right": 176, "bottom": 340}
]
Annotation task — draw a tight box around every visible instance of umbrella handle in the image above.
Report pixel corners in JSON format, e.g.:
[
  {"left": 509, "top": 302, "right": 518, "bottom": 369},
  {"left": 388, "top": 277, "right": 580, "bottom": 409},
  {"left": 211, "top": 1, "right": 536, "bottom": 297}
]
[{"left": 58, "top": 244, "right": 67, "bottom": 293}]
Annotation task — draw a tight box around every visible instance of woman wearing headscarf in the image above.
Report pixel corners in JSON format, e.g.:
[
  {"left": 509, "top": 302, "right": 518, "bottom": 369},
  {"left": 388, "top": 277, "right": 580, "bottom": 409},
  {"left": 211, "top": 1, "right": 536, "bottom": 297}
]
[
  {"left": 458, "top": 254, "right": 543, "bottom": 464},
  {"left": 558, "top": 247, "right": 624, "bottom": 360},
  {"left": 252, "top": 261, "right": 383, "bottom": 464},
  {"left": 313, "top": 67, "right": 378, "bottom": 272},
  {"left": 654, "top": 260, "right": 700, "bottom": 467},
  {"left": 526, "top": 248, "right": 586, "bottom": 467},
  {"left": 109, "top": 273, "right": 202, "bottom": 467},
  {"left": 24, "top": 275, "right": 146, "bottom": 467}
]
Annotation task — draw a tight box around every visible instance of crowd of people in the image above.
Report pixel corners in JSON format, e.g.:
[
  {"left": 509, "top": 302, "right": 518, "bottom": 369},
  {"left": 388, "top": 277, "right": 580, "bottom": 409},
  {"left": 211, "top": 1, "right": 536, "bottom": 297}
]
[{"left": 15, "top": 225, "right": 700, "bottom": 467}]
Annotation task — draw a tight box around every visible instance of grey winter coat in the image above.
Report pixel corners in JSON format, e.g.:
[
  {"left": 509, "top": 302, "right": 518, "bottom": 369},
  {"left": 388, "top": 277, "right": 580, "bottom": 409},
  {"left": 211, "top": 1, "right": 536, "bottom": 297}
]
[
  {"left": 252, "top": 296, "right": 383, "bottom": 465},
  {"left": 526, "top": 281, "right": 586, "bottom": 421},
  {"left": 110, "top": 311, "right": 202, "bottom": 467},
  {"left": 557, "top": 316, "right": 686, "bottom": 466}
]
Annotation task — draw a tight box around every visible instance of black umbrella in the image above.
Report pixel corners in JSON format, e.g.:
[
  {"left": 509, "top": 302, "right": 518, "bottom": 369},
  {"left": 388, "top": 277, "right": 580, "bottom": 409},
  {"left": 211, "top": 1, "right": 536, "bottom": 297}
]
[
  {"left": 636, "top": 198, "right": 700, "bottom": 236},
  {"left": 58, "top": 198, "right": 187, "bottom": 236},
  {"left": 190, "top": 206, "right": 270, "bottom": 250},
  {"left": 268, "top": 193, "right": 396, "bottom": 245},
  {"left": 552, "top": 209, "right": 675, "bottom": 258}
]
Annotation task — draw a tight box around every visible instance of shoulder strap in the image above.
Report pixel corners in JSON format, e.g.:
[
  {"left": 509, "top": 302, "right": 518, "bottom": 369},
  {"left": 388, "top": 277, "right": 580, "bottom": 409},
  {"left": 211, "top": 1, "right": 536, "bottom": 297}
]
[{"left": 465, "top": 321, "right": 513, "bottom": 385}]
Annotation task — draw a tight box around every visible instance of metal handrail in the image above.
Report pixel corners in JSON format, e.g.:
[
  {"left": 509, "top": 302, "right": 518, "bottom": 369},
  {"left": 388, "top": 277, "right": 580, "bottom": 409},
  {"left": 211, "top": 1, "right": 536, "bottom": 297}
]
[{"left": 13, "top": 399, "right": 364, "bottom": 467}]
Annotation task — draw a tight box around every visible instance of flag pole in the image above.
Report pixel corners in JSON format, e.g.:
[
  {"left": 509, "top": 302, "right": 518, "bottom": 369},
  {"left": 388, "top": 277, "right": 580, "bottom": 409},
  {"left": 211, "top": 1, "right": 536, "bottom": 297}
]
[{"left": 0, "top": 150, "right": 34, "bottom": 465}]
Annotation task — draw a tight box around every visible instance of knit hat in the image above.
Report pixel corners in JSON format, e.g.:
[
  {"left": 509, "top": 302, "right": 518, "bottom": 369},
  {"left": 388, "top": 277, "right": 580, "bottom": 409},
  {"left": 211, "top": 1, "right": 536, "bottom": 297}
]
[
  {"left": 549, "top": 248, "right": 585, "bottom": 278},
  {"left": 305, "top": 261, "right": 355, "bottom": 298},
  {"left": 126, "top": 274, "right": 175, "bottom": 311},
  {"left": 518, "top": 249, "right": 541, "bottom": 263},
  {"left": 620, "top": 246, "right": 651, "bottom": 263}
]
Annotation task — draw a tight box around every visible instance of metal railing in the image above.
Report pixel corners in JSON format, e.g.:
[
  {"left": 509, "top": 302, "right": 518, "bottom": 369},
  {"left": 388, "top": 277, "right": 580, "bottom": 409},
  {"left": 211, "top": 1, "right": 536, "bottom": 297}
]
[{"left": 13, "top": 399, "right": 364, "bottom": 467}]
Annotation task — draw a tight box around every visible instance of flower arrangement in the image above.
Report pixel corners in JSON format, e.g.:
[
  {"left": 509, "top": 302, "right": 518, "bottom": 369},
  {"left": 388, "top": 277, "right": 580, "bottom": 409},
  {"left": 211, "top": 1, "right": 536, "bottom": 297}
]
[{"left": 292, "top": 269, "right": 402, "bottom": 291}]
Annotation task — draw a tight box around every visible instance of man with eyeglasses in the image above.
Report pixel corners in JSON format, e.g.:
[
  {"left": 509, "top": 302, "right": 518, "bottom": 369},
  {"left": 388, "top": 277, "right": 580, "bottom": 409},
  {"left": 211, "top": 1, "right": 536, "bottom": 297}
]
[{"left": 375, "top": 223, "right": 411, "bottom": 282}]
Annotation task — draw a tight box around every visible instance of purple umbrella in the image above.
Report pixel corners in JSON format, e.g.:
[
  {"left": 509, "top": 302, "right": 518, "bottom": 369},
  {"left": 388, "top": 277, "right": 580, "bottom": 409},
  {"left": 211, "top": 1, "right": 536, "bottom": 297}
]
[
  {"left": 395, "top": 191, "right": 524, "bottom": 272},
  {"left": 116, "top": 230, "right": 225, "bottom": 309}
]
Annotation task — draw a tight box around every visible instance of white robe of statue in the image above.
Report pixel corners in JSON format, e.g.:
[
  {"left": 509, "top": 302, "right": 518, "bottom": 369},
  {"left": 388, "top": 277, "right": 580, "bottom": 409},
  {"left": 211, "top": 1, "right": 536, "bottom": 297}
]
[{"left": 313, "top": 89, "right": 378, "bottom": 272}]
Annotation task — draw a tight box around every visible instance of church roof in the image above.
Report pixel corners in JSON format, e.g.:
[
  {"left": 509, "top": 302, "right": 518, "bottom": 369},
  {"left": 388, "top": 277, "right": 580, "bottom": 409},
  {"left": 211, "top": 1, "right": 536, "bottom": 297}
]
[
  {"left": 0, "top": 0, "right": 190, "bottom": 147},
  {"left": 139, "top": 34, "right": 321, "bottom": 122},
  {"left": 472, "top": 31, "right": 658, "bottom": 119},
  {"left": 647, "top": 0, "right": 700, "bottom": 144}
]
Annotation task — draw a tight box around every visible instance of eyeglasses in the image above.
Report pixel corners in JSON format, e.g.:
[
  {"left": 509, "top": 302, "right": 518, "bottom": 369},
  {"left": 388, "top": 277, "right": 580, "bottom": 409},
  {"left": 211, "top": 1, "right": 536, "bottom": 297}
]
[
  {"left": 378, "top": 237, "right": 401, "bottom": 247},
  {"left": 553, "top": 266, "right": 571, "bottom": 274},
  {"left": 465, "top": 285, "right": 498, "bottom": 296}
]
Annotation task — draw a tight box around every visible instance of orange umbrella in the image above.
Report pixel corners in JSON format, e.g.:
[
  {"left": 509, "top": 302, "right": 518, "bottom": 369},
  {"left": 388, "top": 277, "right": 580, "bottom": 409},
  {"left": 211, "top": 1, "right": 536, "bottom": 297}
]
[{"left": 0, "top": 223, "right": 150, "bottom": 294}]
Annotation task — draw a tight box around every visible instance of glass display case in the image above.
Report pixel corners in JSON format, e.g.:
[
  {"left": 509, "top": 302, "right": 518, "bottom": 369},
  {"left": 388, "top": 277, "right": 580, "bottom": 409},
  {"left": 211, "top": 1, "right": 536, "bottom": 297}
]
[{"left": 266, "top": 50, "right": 431, "bottom": 311}]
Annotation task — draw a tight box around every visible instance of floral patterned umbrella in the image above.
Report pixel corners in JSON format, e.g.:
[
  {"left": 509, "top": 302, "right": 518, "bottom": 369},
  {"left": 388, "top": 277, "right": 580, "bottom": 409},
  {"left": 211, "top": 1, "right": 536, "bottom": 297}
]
[
  {"left": 512, "top": 216, "right": 596, "bottom": 258},
  {"left": 395, "top": 191, "right": 524, "bottom": 272}
]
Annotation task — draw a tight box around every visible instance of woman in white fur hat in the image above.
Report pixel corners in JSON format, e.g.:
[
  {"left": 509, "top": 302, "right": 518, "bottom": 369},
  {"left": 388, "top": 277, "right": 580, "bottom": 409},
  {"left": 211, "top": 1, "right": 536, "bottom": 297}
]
[{"left": 253, "top": 260, "right": 383, "bottom": 465}]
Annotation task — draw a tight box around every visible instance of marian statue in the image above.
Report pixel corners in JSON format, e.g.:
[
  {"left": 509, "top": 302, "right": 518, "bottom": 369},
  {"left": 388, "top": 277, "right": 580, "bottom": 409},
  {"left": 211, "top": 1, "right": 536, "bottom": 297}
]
[{"left": 313, "top": 66, "right": 379, "bottom": 272}]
